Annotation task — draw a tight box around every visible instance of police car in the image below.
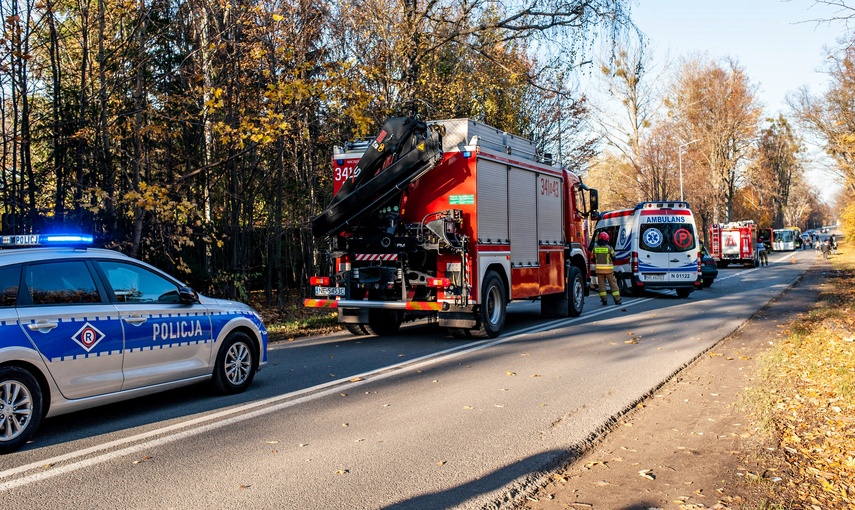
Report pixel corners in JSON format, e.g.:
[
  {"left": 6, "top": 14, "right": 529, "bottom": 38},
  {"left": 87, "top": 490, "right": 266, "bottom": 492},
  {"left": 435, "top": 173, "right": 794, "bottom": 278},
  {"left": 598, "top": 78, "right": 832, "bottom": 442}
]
[{"left": 0, "top": 234, "right": 268, "bottom": 453}]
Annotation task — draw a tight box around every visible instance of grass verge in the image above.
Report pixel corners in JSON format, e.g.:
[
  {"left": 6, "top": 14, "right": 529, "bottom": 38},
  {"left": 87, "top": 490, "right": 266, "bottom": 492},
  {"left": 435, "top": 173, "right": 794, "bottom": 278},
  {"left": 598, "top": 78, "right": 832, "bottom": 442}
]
[{"left": 748, "top": 242, "right": 855, "bottom": 508}]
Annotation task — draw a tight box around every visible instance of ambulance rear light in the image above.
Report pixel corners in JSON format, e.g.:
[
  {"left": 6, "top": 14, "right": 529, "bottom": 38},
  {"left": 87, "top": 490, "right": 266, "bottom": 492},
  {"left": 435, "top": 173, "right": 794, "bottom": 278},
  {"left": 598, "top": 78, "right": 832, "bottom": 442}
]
[
  {"left": 631, "top": 251, "right": 639, "bottom": 273},
  {"left": 310, "top": 276, "right": 330, "bottom": 286},
  {"left": 427, "top": 278, "right": 450, "bottom": 288}
]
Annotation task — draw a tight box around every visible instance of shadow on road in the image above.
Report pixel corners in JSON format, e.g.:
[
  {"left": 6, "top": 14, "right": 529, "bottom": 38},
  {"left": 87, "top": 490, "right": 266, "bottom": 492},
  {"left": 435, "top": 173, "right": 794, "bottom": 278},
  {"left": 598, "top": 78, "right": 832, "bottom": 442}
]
[{"left": 380, "top": 449, "right": 577, "bottom": 510}]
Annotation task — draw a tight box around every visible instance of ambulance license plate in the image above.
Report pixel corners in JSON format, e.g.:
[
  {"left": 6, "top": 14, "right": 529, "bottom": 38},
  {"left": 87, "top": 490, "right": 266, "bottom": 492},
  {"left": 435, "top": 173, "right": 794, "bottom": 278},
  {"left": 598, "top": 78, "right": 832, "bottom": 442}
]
[
  {"left": 315, "top": 286, "right": 345, "bottom": 296},
  {"left": 645, "top": 274, "right": 665, "bottom": 281}
]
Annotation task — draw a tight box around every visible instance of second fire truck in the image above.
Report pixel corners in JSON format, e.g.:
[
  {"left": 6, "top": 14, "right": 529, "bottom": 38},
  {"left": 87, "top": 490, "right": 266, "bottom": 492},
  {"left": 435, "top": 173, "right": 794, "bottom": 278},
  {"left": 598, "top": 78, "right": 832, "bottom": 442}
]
[{"left": 708, "top": 221, "right": 760, "bottom": 268}]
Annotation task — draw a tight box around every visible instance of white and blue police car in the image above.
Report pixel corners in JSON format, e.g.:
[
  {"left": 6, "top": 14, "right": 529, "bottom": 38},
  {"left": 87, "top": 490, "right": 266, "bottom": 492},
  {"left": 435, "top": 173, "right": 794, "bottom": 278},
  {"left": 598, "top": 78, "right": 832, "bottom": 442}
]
[{"left": 0, "top": 234, "right": 268, "bottom": 453}]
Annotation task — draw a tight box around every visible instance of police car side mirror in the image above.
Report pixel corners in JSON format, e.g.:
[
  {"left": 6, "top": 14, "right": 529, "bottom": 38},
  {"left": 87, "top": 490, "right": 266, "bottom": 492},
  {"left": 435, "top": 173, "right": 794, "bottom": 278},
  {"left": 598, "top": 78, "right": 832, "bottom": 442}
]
[{"left": 178, "top": 286, "right": 199, "bottom": 304}]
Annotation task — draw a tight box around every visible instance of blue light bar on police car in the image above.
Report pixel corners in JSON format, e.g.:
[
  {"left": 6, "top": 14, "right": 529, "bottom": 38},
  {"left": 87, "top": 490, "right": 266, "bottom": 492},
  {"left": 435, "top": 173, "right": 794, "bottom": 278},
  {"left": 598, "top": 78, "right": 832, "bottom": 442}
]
[{"left": 0, "top": 234, "right": 94, "bottom": 248}]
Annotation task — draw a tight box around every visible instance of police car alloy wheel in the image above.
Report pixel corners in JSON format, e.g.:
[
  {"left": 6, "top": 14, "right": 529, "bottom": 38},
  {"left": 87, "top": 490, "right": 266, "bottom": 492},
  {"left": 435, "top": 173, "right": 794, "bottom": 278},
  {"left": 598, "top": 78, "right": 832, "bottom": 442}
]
[
  {"left": 213, "top": 332, "right": 257, "bottom": 394},
  {"left": 0, "top": 367, "right": 44, "bottom": 454}
]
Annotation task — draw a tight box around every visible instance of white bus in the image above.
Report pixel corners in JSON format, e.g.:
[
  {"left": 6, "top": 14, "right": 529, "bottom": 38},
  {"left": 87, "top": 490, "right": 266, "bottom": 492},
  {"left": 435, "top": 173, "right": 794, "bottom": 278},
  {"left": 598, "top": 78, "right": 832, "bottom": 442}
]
[{"left": 772, "top": 228, "right": 799, "bottom": 251}]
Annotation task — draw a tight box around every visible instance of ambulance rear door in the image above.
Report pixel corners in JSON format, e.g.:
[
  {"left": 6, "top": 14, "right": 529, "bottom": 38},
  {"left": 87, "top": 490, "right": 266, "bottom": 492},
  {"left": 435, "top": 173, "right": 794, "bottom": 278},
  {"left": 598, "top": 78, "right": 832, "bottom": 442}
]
[{"left": 636, "top": 206, "right": 698, "bottom": 287}]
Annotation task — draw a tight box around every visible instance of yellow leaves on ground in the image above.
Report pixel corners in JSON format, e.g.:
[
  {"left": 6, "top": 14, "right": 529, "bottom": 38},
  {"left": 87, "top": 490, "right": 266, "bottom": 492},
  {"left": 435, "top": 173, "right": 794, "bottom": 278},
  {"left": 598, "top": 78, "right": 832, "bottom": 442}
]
[{"left": 753, "top": 244, "right": 855, "bottom": 508}]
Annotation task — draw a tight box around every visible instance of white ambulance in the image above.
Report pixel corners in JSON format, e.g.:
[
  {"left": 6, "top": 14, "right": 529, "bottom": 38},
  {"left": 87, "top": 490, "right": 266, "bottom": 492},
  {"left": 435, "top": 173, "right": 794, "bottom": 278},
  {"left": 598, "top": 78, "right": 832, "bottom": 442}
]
[{"left": 591, "top": 201, "right": 702, "bottom": 298}]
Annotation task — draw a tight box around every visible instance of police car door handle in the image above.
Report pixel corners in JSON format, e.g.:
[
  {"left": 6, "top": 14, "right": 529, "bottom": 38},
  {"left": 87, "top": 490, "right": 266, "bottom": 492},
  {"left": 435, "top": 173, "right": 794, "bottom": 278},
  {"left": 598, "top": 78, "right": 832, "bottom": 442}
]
[
  {"left": 123, "top": 315, "right": 148, "bottom": 326},
  {"left": 27, "top": 321, "right": 58, "bottom": 332}
]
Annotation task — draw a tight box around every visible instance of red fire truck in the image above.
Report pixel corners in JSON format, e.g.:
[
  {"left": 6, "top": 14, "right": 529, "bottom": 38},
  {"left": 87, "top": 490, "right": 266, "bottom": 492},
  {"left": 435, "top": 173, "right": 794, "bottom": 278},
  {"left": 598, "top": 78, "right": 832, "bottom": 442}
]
[
  {"left": 708, "top": 221, "right": 760, "bottom": 268},
  {"left": 305, "top": 116, "right": 599, "bottom": 338}
]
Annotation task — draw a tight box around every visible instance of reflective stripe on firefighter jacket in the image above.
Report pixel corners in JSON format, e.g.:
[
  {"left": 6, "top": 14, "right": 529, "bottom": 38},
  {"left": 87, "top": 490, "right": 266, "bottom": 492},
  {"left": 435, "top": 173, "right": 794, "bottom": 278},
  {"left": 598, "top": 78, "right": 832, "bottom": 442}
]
[{"left": 593, "top": 245, "right": 615, "bottom": 273}]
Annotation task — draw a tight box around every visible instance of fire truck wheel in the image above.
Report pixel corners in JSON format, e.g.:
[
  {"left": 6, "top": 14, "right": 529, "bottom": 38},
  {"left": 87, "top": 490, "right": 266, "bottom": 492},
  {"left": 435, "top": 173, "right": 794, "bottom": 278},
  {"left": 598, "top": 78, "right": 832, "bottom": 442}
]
[
  {"left": 447, "top": 328, "right": 473, "bottom": 339},
  {"left": 365, "top": 310, "right": 402, "bottom": 336},
  {"left": 567, "top": 266, "right": 584, "bottom": 317},
  {"left": 344, "top": 323, "right": 369, "bottom": 336},
  {"left": 472, "top": 271, "right": 506, "bottom": 339}
]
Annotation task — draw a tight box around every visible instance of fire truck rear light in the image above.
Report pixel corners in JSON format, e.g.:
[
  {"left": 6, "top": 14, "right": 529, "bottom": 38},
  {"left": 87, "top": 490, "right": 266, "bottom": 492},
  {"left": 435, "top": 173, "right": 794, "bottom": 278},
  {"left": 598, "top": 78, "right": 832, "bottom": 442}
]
[
  {"left": 310, "top": 276, "right": 330, "bottom": 286},
  {"left": 427, "top": 278, "right": 450, "bottom": 288},
  {"left": 339, "top": 255, "right": 351, "bottom": 272}
]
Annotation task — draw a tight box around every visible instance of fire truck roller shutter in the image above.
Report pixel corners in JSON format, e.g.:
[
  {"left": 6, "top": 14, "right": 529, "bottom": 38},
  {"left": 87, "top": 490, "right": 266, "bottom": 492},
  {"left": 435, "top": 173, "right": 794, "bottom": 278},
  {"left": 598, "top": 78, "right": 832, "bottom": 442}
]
[
  {"left": 537, "top": 173, "right": 563, "bottom": 245},
  {"left": 508, "top": 168, "right": 538, "bottom": 266},
  {"left": 476, "top": 160, "right": 509, "bottom": 244}
]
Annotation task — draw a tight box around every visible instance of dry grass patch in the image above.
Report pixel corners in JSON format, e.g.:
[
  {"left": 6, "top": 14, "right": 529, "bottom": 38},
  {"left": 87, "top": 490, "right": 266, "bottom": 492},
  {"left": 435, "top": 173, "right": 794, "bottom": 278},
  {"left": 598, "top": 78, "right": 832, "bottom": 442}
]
[{"left": 751, "top": 242, "right": 855, "bottom": 509}]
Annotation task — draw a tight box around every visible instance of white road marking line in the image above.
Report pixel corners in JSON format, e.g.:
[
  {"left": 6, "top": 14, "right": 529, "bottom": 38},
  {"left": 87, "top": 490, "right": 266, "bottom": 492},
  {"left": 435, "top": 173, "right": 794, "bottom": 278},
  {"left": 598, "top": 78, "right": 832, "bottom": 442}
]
[{"left": 1, "top": 295, "right": 653, "bottom": 490}]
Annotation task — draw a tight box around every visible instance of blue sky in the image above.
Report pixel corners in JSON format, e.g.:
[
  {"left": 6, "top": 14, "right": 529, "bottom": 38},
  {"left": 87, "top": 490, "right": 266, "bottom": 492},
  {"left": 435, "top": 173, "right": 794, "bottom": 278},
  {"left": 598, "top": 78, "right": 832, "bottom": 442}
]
[
  {"left": 632, "top": 0, "right": 842, "bottom": 113},
  {"left": 628, "top": 0, "right": 848, "bottom": 201}
]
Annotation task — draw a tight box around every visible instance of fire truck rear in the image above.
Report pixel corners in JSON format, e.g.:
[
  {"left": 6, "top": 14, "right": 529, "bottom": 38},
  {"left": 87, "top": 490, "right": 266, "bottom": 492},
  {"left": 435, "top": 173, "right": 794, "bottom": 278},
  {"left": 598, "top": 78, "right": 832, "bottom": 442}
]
[
  {"left": 708, "top": 221, "right": 760, "bottom": 268},
  {"left": 305, "top": 116, "right": 599, "bottom": 338}
]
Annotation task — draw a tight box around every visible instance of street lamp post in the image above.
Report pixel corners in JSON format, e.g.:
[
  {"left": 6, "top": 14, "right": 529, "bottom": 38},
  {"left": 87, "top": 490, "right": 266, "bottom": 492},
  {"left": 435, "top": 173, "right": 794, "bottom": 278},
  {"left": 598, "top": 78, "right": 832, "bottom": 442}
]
[{"left": 678, "top": 139, "right": 699, "bottom": 201}]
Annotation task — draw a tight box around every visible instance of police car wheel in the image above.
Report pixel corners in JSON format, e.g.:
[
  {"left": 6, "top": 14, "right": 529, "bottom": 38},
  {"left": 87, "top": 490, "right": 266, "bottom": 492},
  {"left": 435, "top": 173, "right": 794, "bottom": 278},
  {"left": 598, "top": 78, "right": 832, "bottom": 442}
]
[
  {"left": 0, "top": 366, "right": 44, "bottom": 454},
  {"left": 212, "top": 332, "right": 257, "bottom": 394}
]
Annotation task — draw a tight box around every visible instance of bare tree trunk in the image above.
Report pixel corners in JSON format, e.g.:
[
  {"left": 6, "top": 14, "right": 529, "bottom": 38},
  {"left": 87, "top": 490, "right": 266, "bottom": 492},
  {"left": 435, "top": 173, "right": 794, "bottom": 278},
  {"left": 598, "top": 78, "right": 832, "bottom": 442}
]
[{"left": 130, "top": 13, "right": 149, "bottom": 258}]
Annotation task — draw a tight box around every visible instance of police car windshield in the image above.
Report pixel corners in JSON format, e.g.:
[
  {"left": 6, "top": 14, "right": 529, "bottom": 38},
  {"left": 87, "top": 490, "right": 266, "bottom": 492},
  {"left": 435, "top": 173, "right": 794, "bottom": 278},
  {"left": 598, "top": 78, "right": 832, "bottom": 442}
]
[{"left": 639, "top": 223, "right": 696, "bottom": 253}]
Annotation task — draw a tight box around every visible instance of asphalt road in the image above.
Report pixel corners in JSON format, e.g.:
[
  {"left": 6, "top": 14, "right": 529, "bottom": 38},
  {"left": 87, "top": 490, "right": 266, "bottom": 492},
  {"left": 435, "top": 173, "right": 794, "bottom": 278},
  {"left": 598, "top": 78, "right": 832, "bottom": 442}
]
[{"left": 0, "top": 249, "right": 816, "bottom": 509}]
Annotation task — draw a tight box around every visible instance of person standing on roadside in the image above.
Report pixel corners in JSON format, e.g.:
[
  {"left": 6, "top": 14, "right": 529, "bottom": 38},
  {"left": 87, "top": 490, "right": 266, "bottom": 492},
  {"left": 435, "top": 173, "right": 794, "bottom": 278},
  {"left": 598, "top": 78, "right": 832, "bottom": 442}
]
[
  {"left": 593, "top": 232, "right": 622, "bottom": 306},
  {"left": 757, "top": 240, "right": 768, "bottom": 266}
]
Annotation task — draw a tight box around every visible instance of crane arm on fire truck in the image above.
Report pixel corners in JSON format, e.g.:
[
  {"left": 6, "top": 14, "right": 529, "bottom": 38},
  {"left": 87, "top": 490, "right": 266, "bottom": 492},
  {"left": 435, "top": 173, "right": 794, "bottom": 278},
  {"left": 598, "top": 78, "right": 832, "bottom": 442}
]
[{"left": 311, "top": 118, "right": 444, "bottom": 238}]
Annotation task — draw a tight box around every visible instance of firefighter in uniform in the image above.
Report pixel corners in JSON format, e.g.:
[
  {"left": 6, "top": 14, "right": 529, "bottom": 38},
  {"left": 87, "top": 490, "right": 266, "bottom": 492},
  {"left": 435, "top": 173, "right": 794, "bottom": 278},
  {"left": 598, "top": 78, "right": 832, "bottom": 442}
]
[{"left": 594, "top": 232, "right": 622, "bottom": 306}]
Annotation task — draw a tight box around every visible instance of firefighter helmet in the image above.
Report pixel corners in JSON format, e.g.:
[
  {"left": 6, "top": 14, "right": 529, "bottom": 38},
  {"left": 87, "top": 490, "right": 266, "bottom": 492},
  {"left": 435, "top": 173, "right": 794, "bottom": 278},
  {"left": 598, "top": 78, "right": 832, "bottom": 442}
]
[{"left": 598, "top": 232, "right": 610, "bottom": 242}]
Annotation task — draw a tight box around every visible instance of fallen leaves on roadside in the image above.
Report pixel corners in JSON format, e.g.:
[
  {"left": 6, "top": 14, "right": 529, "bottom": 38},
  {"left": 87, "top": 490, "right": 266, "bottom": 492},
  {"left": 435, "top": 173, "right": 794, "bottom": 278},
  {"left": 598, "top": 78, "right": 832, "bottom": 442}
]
[
  {"left": 349, "top": 377, "right": 364, "bottom": 382},
  {"left": 625, "top": 338, "right": 639, "bottom": 344},
  {"left": 335, "top": 469, "right": 350, "bottom": 475},
  {"left": 638, "top": 469, "right": 656, "bottom": 480},
  {"left": 132, "top": 456, "right": 153, "bottom": 465},
  {"left": 506, "top": 371, "right": 517, "bottom": 376},
  {"left": 749, "top": 261, "right": 855, "bottom": 509}
]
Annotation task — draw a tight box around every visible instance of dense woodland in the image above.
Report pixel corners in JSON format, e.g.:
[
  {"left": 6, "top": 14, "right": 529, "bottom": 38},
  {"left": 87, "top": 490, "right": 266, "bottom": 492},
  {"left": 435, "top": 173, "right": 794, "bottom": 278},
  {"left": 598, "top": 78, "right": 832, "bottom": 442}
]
[{"left": 1, "top": 0, "right": 854, "bottom": 306}]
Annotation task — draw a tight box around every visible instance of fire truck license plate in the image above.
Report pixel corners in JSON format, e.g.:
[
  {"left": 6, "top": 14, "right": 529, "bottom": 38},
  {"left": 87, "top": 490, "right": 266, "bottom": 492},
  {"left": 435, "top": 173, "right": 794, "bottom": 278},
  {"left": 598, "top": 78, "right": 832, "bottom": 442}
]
[
  {"left": 645, "top": 274, "right": 665, "bottom": 281},
  {"left": 315, "top": 286, "right": 345, "bottom": 296}
]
